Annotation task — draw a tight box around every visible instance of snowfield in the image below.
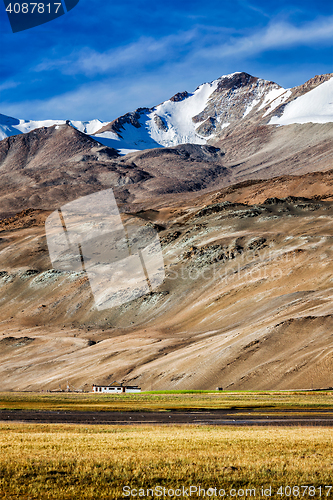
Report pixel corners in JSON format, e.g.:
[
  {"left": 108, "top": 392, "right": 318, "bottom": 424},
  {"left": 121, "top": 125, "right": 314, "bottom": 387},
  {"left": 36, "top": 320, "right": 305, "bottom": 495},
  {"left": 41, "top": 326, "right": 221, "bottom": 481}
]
[
  {"left": 93, "top": 130, "right": 143, "bottom": 154},
  {"left": 269, "top": 78, "right": 333, "bottom": 126},
  {"left": 147, "top": 80, "right": 220, "bottom": 146}
]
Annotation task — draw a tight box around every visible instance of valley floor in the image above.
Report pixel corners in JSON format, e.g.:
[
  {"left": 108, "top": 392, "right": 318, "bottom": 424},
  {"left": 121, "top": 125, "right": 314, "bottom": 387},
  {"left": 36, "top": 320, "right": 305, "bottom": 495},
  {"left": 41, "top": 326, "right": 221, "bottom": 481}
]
[
  {"left": 1, "top": 390, "right": 333, "bottom": 426},
  {"left": 0, "top": 423, "right": 332, "bottom": 499}
]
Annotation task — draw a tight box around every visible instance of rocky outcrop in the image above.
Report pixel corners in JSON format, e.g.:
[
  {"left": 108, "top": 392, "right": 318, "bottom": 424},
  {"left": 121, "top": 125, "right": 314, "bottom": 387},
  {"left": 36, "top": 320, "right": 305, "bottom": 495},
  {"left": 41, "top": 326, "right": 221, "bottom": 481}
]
[
  {"left": 169, "top": 91, "right": 189, "bottom": 102},
  {"left": 154, "top": 114, "right": 168, "bottom": 131},
  {"left": 94, "top": 107, "right": 151, "bottom": 137}
]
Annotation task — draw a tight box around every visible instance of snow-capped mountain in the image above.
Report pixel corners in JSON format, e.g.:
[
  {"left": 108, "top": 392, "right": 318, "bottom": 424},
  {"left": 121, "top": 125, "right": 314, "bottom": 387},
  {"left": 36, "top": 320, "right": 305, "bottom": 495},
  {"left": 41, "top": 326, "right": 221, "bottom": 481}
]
[
  {"left": 90, "top": 72, "right": 333, "bottom": 152},
  {"left": 1, "top": 72, "right": 332, "bottom": 154},
  {"left": 0, "top": 114, "right": 108, "bottom": 142},
  {"left": 91, "top": 72, "right": 287, "bottom": 151}
]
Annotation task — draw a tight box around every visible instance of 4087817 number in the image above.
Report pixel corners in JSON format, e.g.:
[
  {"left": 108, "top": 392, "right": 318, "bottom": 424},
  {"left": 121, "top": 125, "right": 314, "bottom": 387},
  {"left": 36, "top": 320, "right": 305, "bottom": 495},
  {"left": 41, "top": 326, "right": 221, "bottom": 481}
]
[
  {"left": 5, "top": 3, "right": 62, "bottom": 14},
  {"left": 276, "top": 485, "right": 333, "bottom": 497}
]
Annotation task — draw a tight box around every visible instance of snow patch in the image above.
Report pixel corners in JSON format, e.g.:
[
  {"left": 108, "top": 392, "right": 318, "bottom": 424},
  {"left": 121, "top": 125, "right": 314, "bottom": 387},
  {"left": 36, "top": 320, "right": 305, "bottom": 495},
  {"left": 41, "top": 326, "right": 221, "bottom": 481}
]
[
  {"left": 258, "top": 87, "right": 288, "bottom": 111},
  {"left": 242, "top": 81, "right": 284, "bottom": 118},
  {"left": 243, "top": 99, "right": 260, "bottom": 117},
  {"left": 71, "top": 119, "right": 107, "bottom": 135},
  {"left": 118, "top": 148, "right": 140, "bottom": 156},
  {"left": 262, "top": 89, "right": 292, "bottom": 117},
  {"left": 269, "top": 78, "right": 333, "bottom": 126},
  {"left": 93, "top": 129, "right": 158, "bottom": 154},
  {"left": 94, "top": 131, "right": 120, "bottom": 142},
  {"left": 147, "top": 80, "right": 219, "bottom": 147}
]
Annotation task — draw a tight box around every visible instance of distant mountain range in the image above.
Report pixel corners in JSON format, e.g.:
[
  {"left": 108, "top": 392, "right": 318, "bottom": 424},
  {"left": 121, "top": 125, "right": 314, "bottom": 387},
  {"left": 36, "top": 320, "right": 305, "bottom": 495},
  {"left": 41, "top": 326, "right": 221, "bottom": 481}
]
[
  {"left": 0, "top": 71, "right": 332, "bottom": 219},
  {"left": 1, "top": 71, "right": 332, "bottom": 154}
]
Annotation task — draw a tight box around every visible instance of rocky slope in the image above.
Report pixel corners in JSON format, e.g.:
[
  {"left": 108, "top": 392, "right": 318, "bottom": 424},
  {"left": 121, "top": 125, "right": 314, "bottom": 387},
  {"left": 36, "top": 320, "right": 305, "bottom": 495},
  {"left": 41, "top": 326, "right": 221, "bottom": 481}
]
[
  {"left": 0, "top": 120, "right": 332, "bottom": 218},
  {"left": 0, "top": 123, "right": 149, "bottom": 217},
  {"left": 1, "top": 171, "right": 333, "bottom": 391}
]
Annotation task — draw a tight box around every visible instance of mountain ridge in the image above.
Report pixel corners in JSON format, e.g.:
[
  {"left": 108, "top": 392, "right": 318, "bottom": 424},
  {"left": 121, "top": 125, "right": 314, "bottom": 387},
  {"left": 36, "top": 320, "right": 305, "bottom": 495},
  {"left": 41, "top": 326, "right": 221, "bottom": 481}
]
[
  {"left": 0, "top": 121, "right": 332, "bottom": 218},
  {"left": 1, "top": 71, "right": 332, "bottom": 155}
]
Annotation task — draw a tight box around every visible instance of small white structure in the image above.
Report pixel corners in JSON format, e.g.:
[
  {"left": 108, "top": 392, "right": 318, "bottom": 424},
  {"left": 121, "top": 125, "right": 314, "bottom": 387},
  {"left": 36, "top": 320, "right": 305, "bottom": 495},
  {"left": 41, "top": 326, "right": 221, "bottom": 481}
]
[{"left": 92, "top": 383, "right": 141, "bottom": 394}]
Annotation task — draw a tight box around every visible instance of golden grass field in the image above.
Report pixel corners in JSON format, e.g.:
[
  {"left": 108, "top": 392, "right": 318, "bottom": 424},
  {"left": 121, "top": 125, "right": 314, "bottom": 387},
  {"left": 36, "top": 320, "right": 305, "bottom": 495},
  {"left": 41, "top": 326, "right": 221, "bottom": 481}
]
[
  {"left": 0, "top": 392, "right": 332, "bottom": 499},
  {"left": 0, "top": 424, "right": 332, "bottom": 499},
  {"left": 1, "top": 390, "right": 333, "bottom": 413}
]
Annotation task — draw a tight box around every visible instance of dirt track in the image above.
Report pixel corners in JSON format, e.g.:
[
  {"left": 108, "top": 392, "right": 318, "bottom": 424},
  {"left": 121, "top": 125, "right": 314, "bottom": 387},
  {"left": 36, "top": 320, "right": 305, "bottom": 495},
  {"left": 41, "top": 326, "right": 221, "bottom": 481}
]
[{"left": 1, "top": 409, "right": 333, "bottom": 426}]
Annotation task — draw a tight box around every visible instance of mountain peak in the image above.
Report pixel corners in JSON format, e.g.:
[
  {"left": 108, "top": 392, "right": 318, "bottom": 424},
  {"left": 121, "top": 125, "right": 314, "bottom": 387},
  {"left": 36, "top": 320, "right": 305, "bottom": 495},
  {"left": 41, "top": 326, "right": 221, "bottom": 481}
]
[
  {"left": 0, "top": 122, "right": 115, "bottom": 172},
  {"left": 1, "top": 72, "right": 332, "bottom": 155},
  {"left": 170, "top": 91, "right": 190, "bottom": 102},
  {"left": 216, "top": 71, "right": 260, "bottom": 91}
]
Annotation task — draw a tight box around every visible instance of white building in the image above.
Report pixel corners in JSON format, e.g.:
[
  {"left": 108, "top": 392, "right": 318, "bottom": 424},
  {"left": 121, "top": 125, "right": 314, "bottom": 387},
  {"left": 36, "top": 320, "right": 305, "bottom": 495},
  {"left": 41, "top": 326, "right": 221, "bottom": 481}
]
[{"left": 92, "top": 384, "right": 141, "bottom": 394}]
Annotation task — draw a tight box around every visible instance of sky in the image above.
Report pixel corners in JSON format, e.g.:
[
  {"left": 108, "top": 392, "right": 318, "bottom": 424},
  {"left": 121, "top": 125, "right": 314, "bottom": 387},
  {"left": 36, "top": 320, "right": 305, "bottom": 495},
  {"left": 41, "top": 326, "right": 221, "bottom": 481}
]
[{"left": 0, "top": 0, "right": 332, "bottom": 122}]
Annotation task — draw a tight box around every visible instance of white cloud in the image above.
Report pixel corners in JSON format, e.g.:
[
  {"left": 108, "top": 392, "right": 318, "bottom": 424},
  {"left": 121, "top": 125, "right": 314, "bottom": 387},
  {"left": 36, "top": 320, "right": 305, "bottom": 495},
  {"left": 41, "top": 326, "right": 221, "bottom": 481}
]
[
  {"left": 35, "top": 30, "right": 199, "bottom": 76},
  {"left": 197, "top": 16, "right": 333, "bottom": 59},
  {"left": 34, "top": 16, "right": 333, "bottom": 79},
  {"left": 0, "top": 81, "right": 19, "bottom": 92}
]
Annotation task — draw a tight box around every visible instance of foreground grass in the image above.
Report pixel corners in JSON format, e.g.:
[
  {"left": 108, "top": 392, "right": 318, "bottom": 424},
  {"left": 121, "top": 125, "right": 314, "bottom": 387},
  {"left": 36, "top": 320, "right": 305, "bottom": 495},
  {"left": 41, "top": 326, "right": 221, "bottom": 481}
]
[
  {"left": 0, "top": 424, "right": 332, "bottom": 499},
  {"left": 0, "top": 390, "right": 333, "bottom": 413}
]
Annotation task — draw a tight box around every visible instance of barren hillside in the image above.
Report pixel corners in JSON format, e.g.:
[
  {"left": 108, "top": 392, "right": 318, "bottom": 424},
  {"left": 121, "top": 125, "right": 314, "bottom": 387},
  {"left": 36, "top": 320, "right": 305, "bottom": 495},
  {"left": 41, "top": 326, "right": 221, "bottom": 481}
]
[
  {"left": 1, "top": 171, "right": 333, "bottom": 391},
  {"left": 0, "top": 121, "right": 332, "bottom": 218}
]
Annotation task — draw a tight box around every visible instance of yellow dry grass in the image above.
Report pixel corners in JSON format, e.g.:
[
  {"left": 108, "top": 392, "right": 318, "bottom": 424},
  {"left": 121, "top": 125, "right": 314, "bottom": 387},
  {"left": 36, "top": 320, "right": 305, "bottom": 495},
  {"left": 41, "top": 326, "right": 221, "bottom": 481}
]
[{"left": 0, "top": 423, "right": 332, "bottom": 499}]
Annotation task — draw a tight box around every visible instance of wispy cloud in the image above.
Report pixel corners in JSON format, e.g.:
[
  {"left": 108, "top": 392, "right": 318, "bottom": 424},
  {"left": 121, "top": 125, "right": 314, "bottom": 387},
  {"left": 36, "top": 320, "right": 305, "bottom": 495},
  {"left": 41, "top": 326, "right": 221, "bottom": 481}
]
[
  {"left": 34, "top": 15, "right": 333, "bottom": 80},
  {"left": 0, "top": 81, "right": 19, "bottom": 92},
  {"left": 35, "top": 30, "right": 199, "bottom": 76},
  {"left": 0, "top": 76, "right": 177, "bottom": 120},
  {"left": 198, "top": 16, "right": 333, "bottom": 59},
  {"left": 237, "top": 0, "right": 270, "bottom": 18}
]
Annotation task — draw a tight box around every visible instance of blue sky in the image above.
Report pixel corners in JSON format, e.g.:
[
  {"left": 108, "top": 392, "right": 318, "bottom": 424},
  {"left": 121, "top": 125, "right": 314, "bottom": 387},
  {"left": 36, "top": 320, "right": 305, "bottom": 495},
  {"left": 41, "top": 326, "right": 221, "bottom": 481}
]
[{"left": 0, "top": 0, "right": 332, "bottom": 121}]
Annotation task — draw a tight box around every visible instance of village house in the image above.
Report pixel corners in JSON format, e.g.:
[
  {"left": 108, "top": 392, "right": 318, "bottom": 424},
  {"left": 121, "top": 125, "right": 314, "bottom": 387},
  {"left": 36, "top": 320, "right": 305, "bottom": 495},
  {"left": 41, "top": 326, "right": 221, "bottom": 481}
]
[{"left": 92, "top": 383, "right": 141, "bottom": 394}]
